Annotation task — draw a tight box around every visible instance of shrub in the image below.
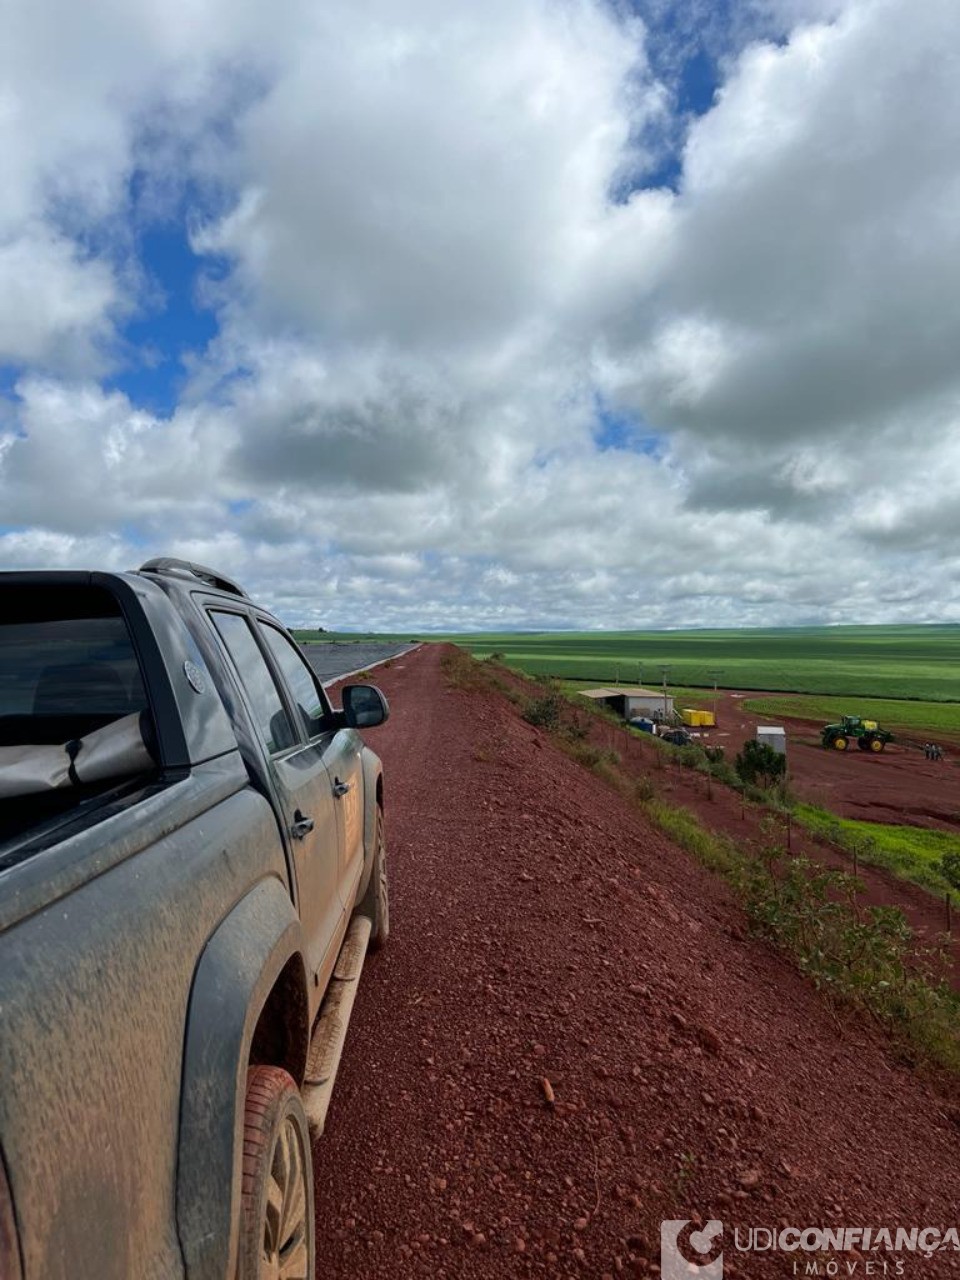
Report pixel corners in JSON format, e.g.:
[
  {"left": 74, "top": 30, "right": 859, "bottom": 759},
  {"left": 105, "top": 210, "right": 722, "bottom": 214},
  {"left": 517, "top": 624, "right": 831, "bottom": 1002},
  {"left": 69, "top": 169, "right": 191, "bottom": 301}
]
[
  {"left": 523, "top": 690, "right": 565, "bottom": 731},
  {"left": 735, "top": 738, "right": 787, "bottom": 788},
  {"left": 678, "top": 745, "right": 710, "bottom": 771},
  {"left": 738, "top": 846, "right": 960, "bottom": 1069}
]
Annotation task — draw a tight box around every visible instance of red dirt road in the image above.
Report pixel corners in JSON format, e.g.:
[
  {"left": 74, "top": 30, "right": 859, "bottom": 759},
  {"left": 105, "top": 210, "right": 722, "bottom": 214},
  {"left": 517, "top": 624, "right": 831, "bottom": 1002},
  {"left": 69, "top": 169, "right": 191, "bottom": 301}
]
[{"left": 315, "top": 647, "right": 960, "bottom": 1278}]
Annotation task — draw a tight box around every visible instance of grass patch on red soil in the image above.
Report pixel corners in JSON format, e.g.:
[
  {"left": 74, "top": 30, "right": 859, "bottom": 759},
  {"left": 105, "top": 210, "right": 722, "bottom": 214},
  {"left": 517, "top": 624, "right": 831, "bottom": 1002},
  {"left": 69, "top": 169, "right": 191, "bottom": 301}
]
[
  {"left": 795, "top": 804, "right": 960, "bottom": 904},
  {"left": 642, "top": 805, "right": 960, "bottom": 1075}
]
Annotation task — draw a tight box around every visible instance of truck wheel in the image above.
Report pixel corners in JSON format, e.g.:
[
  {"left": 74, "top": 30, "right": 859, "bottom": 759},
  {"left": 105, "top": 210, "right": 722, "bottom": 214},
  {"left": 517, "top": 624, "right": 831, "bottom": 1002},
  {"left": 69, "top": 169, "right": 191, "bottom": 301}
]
[
  {"left": 238, "top": 1066, "right": 315, "bottom": 1280},
  {"left": 359, "top": 807, "right": 389, "bottom": 951},
  {"left": 870, "top": 737, "right": 885, "bottom": 753},
  {"left": 833, "top": 736, "right": 848, "bottom": 751}
]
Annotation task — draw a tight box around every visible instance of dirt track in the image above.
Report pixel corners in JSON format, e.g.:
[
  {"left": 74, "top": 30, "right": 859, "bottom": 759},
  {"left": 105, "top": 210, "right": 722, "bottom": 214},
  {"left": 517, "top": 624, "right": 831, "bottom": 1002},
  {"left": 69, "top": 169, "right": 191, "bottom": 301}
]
[{"left": 315, "top": 647, "right": 960, "bottom": 1278}]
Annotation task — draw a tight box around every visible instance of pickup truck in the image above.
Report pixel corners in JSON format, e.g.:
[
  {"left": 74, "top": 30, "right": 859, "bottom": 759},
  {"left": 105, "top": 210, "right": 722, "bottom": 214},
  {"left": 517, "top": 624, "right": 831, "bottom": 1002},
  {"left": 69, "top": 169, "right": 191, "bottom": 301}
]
[{"left": 0, "top": 558, "right": 391, "bottom": 1280}]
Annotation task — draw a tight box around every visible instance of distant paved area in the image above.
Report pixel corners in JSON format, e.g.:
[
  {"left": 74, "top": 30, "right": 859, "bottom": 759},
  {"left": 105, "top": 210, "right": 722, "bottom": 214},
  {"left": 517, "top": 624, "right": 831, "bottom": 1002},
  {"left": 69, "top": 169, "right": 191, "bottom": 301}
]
[{"left": 300, "top": 641, "right": 420, "bottom": 685}]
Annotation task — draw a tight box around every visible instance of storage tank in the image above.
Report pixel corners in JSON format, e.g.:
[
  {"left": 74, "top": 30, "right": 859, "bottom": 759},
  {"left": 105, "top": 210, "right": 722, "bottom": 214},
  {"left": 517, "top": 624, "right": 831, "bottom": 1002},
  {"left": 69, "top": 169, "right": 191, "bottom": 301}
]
[{"left": 630, "top": 716, "right": 655, "bottom": 733}]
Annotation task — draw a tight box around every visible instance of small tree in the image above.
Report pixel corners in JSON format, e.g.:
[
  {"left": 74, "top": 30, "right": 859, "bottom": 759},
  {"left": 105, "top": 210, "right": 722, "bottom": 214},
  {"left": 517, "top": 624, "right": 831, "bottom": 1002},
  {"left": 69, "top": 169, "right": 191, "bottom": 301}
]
[{"left": 735, "top": 738, "right": 787, "bottom": 789}]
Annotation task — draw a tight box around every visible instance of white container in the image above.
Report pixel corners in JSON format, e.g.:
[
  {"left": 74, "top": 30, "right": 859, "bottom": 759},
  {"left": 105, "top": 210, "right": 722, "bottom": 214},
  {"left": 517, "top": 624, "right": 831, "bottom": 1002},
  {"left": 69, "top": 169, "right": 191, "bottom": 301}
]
[{"left": 756, "top": 727, "right": 787, "bottom": 755}]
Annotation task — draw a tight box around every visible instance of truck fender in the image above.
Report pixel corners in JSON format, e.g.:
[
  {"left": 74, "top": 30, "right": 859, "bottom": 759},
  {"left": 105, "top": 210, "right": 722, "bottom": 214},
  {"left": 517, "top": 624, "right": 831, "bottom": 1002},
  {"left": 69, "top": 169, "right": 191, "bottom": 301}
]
[{"left": 176, "top": 877, "right": 306, "bottom": 1280}]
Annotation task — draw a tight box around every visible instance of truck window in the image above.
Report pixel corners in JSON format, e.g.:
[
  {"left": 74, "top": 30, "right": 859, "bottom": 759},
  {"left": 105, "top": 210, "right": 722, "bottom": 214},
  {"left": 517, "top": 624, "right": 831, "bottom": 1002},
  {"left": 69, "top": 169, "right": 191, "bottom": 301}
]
[
  {"left": 210, "top": 612, "right": 296, "bottom": 755},
  {"left": 258, "top": 623, "right": 331, "bottom": 740},
  {"left": 0, "top": 585, "right": 147, "bottom": 744}
]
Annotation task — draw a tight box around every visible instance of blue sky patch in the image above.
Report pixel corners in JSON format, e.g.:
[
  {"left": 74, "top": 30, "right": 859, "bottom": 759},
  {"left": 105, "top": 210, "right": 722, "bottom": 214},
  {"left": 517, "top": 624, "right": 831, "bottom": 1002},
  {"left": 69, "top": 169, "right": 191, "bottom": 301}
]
[
  {"left": 593, "top": 399, "right": 663, "bottom": 457},
  {"left": 614, "top": 0, "right": 730, "bottom": 193},
  {"left": 108, "top": 218, "right": 223, "bottom": 417}
]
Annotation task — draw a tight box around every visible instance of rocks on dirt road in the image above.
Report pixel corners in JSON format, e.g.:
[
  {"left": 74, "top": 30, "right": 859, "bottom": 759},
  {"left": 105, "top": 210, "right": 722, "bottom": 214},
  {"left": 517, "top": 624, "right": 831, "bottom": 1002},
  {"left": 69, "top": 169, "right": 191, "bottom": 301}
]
[{"left": 315, "top": 646, "right": 960, "bottom": 1279}]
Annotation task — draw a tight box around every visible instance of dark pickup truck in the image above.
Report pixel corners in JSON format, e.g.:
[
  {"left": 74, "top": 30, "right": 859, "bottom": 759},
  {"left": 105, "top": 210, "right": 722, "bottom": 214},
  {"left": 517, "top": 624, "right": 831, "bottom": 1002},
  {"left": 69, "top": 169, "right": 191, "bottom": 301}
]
[{"left": 0, "top": 559, "right": 391, "bottom": 1280}]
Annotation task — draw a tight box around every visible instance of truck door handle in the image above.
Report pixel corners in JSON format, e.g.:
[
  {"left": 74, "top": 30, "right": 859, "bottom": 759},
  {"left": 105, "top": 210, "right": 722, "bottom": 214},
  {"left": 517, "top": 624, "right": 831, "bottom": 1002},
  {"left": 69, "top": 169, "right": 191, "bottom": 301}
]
[
  {"left": 332, "top": 777, "right": 352, "bottom": 798},
  {"left": 291, "top": 809, "right": 315, "bottom": 839}
]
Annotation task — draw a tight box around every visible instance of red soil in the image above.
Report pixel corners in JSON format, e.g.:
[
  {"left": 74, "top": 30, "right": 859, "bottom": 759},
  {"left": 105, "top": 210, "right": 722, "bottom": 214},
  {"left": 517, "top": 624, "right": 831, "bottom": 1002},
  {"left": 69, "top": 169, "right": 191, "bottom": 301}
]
[
  {"left": 314, "top": 646, "right": 960, "bottom": 1278},
  {"left": 702, "top": 691, "right": 960, "bottom": 833}
]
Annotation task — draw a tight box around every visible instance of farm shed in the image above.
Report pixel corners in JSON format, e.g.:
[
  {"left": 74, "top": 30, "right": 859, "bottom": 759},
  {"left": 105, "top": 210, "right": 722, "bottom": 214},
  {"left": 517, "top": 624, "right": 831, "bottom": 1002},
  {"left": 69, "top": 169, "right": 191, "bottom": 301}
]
[
  {"left": 579, "top": 687, "right": 674, "bottom": 720},
  {"left": 756, "top": 726, "right": 787, "bottom": 755}
]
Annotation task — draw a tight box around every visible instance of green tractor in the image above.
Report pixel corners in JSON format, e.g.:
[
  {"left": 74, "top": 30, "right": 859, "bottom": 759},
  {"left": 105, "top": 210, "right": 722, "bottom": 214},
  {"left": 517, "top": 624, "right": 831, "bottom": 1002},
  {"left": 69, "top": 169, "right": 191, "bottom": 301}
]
[{"left": 821, "top": 715, "right": 894, "bottom": 754}]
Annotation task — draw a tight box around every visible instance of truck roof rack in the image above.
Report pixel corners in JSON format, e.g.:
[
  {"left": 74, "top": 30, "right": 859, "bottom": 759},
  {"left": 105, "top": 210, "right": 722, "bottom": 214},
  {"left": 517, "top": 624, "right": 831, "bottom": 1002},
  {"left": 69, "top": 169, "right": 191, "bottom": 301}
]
[{"left": 138, "top": 558, "right": 250, "bottom": 599}]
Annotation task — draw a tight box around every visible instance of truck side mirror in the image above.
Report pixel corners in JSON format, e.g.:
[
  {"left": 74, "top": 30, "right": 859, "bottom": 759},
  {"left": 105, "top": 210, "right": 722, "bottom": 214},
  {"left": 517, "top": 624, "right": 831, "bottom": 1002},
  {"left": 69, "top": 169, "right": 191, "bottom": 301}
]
[{"left": 342, "top": 684, "right": 389, "bottom": 729}]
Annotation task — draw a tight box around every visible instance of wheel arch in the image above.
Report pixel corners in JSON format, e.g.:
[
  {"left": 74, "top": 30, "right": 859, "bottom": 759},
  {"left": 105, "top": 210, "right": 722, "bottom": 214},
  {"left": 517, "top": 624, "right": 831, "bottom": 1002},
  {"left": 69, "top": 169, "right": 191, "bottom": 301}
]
[
  {"left": 176, "top": 877, "right": 307, "bottom": 1280},
  {"left": 352, "top": 749, "right": 384, "bottom": 910}
]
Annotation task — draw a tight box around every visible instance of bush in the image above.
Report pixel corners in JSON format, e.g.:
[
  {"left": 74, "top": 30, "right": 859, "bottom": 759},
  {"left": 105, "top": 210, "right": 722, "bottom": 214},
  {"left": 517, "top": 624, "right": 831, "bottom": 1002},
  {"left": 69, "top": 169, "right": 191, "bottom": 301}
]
[
  {"left": 678, "top": 744, "right": 710, "bottom": 772},
  {"left": 735, "top": 738, "right": 787, "bottom": 788},
  {"left": 523, "top": 690, "right": 565, "bottom": 731},
  {"left": 738, "top": 847, "right": 960, "bottom": 1069}
]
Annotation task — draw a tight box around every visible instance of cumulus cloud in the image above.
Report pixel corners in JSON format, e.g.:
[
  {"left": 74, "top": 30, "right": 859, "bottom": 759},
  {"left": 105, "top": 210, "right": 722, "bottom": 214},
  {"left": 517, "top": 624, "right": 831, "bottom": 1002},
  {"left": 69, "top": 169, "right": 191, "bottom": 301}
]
[
  {"left": 603, "top": 0, "right": 960, "bottom": 448},
  {"left": 1, "top": 0, "right": 959, "bottom": 629}
]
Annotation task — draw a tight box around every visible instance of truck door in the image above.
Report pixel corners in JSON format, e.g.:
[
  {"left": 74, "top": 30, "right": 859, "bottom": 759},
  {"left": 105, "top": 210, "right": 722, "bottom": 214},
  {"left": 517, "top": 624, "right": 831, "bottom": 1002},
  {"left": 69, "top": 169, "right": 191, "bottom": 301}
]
[
  {"left": 257, "top": 624, "right": 366, "bottom": 914},
  {"left": 209, "top": 611, "right": 345, "bottom": 998}
]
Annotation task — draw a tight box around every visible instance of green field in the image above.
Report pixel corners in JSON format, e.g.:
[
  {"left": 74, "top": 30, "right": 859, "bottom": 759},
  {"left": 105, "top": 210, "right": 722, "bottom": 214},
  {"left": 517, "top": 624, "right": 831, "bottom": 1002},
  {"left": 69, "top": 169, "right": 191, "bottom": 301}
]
[
  {"left": 796, "top": 805, "right": 960, "bottom": 905},
  {"left": 742, "top": 693, "right": 960, "bottom": 740},
  {"left": 441, "top": 625, "right": 960, "bottom": 703}
]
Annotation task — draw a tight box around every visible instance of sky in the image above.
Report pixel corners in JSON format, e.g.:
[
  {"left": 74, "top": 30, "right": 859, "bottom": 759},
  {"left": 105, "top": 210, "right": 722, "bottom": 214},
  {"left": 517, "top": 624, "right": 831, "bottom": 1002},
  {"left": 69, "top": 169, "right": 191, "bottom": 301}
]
[{"left": 1, "top": 0, "right": 958, "bottom": 631}]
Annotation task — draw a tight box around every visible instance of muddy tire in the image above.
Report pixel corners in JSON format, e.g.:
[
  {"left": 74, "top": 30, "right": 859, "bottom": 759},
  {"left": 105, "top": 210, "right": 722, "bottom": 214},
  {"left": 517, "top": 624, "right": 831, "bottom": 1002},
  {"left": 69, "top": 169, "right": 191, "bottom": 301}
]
[
  {"left": 870, "top": 737, "right": 885, "bottom": 753},
  {"left": 833, "top": 736, "right": 848, "bottom": 751},
  {"left": 358, "top": 806, "right": 389, "bottom": 951},
  {"left": 238, "top": 1066, "right": 315, "bottom": 1280}
]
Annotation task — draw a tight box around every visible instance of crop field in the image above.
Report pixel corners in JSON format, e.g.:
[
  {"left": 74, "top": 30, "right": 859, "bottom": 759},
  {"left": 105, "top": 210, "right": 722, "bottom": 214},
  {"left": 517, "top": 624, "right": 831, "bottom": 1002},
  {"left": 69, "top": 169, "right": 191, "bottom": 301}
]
[
  {"left": 446, "top": 625, "right": 960, "bottom": 703},
  {"left": 742, "top": 693, "right": 960, "bottom": 740}
]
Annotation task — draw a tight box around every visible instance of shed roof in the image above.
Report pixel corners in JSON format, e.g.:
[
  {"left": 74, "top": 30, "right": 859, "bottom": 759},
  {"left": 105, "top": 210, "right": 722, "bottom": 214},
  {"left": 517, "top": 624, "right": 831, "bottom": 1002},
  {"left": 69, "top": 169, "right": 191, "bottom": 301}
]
[{"left": 579, "top": 687, "right": 671, "bottom": 699}]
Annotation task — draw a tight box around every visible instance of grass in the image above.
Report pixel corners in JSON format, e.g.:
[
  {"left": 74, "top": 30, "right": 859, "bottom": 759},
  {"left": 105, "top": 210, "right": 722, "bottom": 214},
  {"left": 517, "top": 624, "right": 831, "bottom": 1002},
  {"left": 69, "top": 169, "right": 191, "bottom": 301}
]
[
  {"left": 795, "top": 805, "right": 960, "bottom": 904},
  {"left": 742, "top": 692, "right": 960, "bottom": 740},
  {"left": 440, "top": 624, "right": 960, "bottom": 703}
]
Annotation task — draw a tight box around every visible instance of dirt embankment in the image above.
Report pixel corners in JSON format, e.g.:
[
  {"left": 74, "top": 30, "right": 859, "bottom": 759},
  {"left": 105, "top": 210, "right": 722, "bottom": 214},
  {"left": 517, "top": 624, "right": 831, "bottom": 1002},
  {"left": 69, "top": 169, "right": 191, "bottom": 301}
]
[
  {"left": 315, "top": 646, "right": 960, "bottom": 1278},
  {"left": 575, "top": 711, "right": 960, "bottom": 984}
]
